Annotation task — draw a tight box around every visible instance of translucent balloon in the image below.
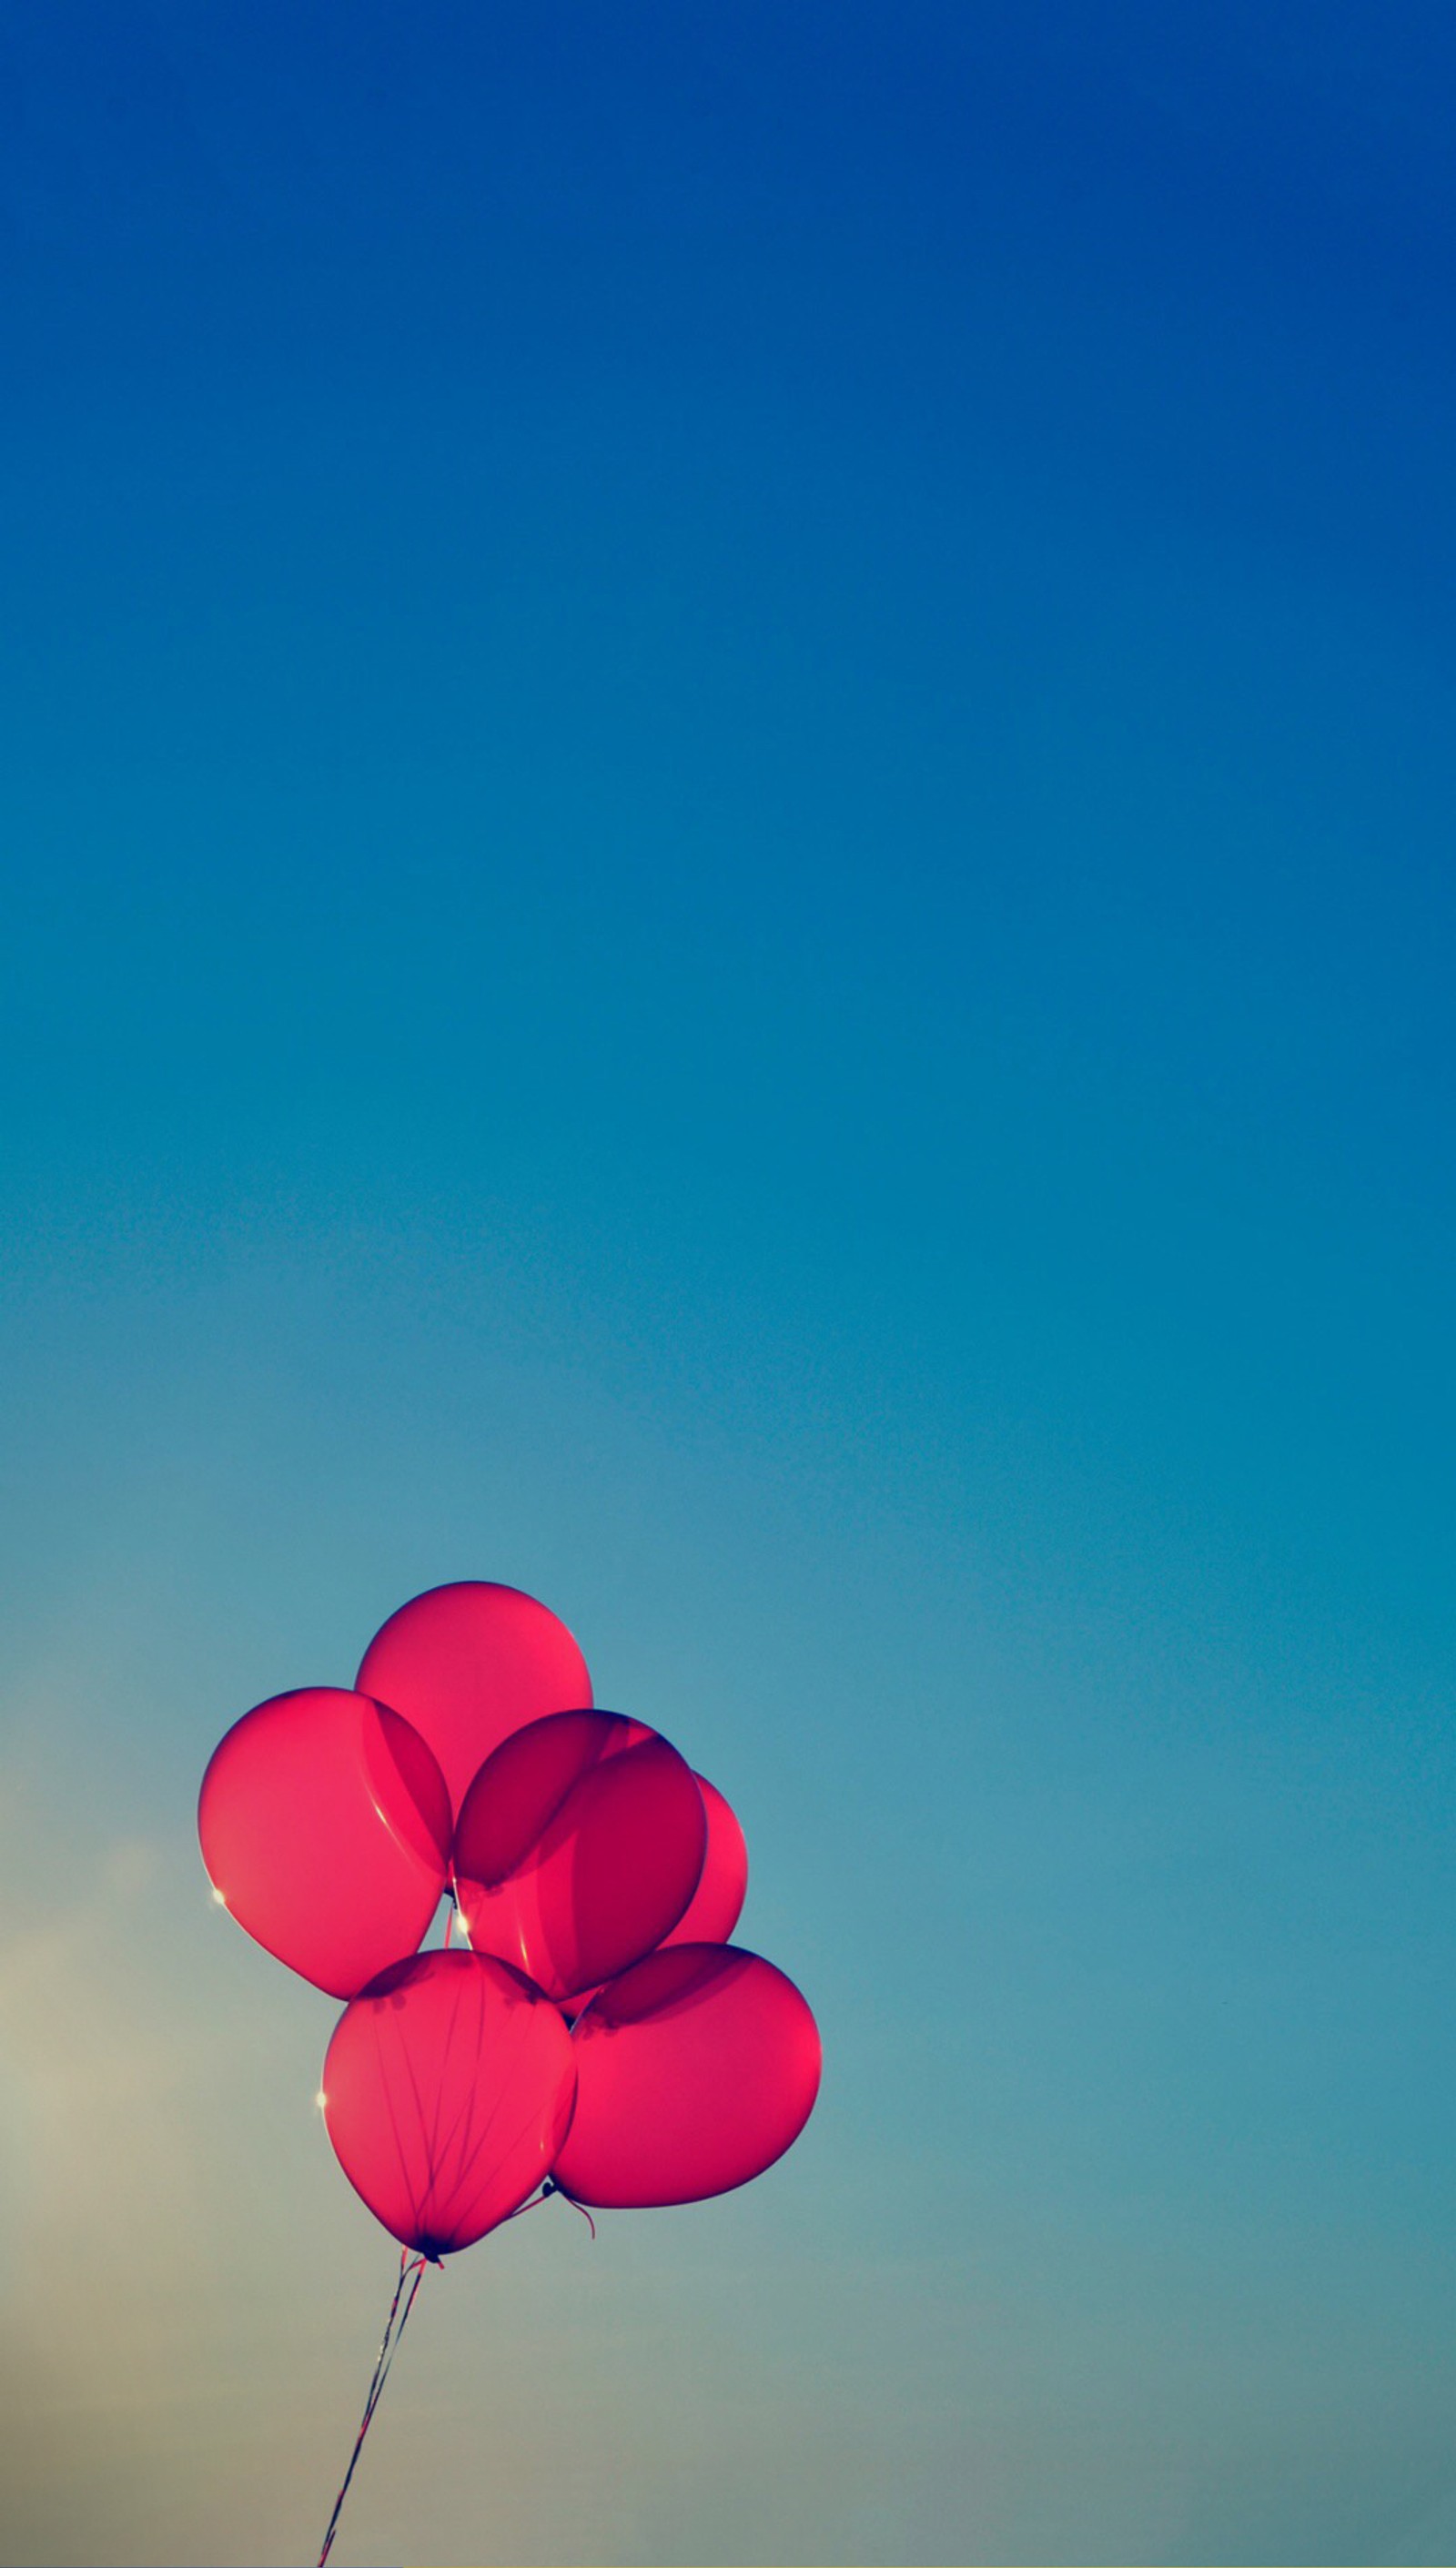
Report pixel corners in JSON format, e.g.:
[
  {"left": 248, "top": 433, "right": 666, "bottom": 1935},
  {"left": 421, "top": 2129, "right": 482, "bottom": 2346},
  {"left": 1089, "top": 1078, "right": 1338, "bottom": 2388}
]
[
  {"left": 552, "top": 1944, "right": 821, "bottom": 2209},
  {"left": 321, "top": 1950, "right": 577, "bottom": 2256},
  {"left": 198, "top": 1688, "right": 450, "bottom": 1999},
  {"left": 454, "top": 1711, "right": 707, "bottom": 2005},
  {"left": 564, "top": 1771, "right": 749, "bottom": 2019},
  {"left": 662, "top": 1773, "right": 748, "bottom": 1949},
  {"left": 357, "top": 1580, "right": 592, "bottom": 1819}
]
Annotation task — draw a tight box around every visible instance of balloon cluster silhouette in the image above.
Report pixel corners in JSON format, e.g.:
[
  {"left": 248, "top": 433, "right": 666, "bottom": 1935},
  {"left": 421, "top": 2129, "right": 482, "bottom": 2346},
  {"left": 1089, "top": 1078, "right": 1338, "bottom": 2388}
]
[{"left": 198, "top": 1580, "right": 822, "bottom": 2258}]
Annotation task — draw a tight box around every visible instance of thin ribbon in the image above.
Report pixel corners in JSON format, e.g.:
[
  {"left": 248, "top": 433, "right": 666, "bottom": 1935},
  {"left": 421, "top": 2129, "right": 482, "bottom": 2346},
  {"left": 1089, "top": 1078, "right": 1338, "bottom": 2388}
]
[
  {"left": 317, "top": 2249, "right": 431, "bottom": 2567},
  {"left": 542, "top": 2178, "right": 596, "bottom": 2239}
]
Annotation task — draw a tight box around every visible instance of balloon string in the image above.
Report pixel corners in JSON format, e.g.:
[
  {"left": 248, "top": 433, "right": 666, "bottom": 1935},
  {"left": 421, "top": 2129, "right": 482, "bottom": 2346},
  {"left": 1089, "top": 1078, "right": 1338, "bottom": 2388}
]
[
  {"left": 498, "top": 2182, "right": 596, "bottom": 2236},
  {"left": 542, "top": 2179, "right": 596, "bottom": 2240},
  {"left": 317, "top": 2250, "right": 430, "bottom": 2568},
  {"left": 444, "top": 1881, "right": 471, "bottom": 1952},
  {"left": 500, "top": 2188, "right": 551, "bottom": 2221}
]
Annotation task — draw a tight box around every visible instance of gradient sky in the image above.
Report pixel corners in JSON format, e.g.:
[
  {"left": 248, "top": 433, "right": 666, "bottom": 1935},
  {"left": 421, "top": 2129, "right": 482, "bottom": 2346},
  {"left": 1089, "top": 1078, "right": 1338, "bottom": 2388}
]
[{"left": 2, "top": 6, "right": 1454, "bottom": 2564}]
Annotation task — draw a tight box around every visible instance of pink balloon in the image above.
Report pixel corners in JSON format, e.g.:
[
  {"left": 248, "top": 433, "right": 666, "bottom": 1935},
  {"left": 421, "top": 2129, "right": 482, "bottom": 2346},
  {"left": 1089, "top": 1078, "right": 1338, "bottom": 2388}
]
[
  {"left": 662, "top": 1773, "right": 748, "bottom": 1948},
  {"left": 551, "top": 1944, "right": 821, "bottom": 2209},
  {"left": 357, "top": 1581, "right": 592, "bottom": 1819},
  {"left": 454, "top": 1711, "right": 707, "bottom": 2005},
  {"left": 563, "top": 1772, "right": 748, "bottom": 2020},
  {"left": 322, "top": 1950, "right": 577, "bottom": 2256},
  {"left": 198, "top": 1688, "right": 450, "bottom": 1999}
]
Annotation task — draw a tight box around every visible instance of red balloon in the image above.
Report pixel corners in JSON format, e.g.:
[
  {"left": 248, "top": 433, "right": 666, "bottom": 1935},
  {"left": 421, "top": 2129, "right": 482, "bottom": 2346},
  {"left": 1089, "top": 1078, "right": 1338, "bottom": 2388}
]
[
  {"left": 454, "top": 1711, "right": 707, "bottom": 2005},
  {"left": 357, "top": 1581, "right": 592, "bottom": 1818},
  {"left": 662, "top": 1773, "right": 748, "bottom": 1949},
  {"left": 322, "top": 1950, "right": 577, "bottom": 2256},
  {"left": 198, "top": 1688, "right": 450, "bottom": 1999},
  {"left": 564, "top": 1771, "right": 749, "bottom": 2019},
  {"left": 551, "top": 1944, "right": 821, "bottom": 2209}
]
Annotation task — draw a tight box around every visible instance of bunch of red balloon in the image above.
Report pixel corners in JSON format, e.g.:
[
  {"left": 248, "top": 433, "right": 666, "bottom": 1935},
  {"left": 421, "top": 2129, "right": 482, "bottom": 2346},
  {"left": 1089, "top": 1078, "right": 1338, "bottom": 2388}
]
[{"left": 198, "top": 1580, "right": 822, "bottom": 2263}]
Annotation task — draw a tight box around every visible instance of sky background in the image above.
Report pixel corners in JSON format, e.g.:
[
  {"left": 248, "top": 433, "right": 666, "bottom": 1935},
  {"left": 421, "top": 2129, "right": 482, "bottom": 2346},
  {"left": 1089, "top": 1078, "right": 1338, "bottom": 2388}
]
[{"left": 1, "top": 5, "right": 1453, "bottom": 2563}]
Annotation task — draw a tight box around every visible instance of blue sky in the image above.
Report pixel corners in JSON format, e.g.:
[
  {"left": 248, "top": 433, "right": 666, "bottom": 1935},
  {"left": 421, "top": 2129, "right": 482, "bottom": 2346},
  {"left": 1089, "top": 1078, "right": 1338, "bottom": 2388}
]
[{"left": 1, "top": 7, "right": 1453, "bottom": 2563}]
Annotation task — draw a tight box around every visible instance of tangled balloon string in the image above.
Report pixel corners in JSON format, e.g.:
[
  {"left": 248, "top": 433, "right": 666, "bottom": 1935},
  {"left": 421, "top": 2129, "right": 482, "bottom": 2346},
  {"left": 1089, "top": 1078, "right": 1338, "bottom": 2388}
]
[{"left": 197, "top": 1580, "right": 821, "bottom": 2562}]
